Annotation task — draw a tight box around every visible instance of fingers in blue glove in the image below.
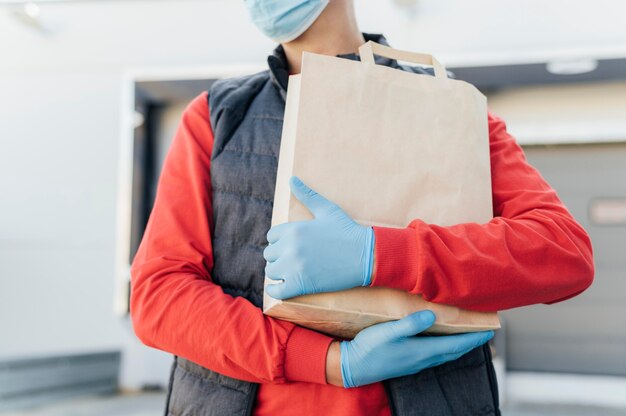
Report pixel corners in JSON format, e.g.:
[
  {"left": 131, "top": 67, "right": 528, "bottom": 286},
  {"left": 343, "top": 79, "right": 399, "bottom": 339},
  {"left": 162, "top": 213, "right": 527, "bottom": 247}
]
[
  {"left": 266, "top": 222, "right": 291, "bottom": 244},
  {"left": 263, "top": 176, "right": 374, "bottom": 299},
  {"left": 289, "top": 176, "right": 340, "bottom": 218},
  {"left": 264, "top": 258, "right": 306, "bottom": 291},
  {"left": 383, "top": 310, "right": 437, "bottom": 338},
  {"left": 265, "top": 275, "right": 309, "bottom": 299},
  {"left": 340, "top": 310, "right": 494, "bottom": 388},
  {"left": 262, "top": 240, "right": 283, "bottom": 263},
  {"left": 412, "top": 331, "right": 495, "bottom": 370},
  {"left": 403, "top": 330, "right": 494, "bottom": 363}
]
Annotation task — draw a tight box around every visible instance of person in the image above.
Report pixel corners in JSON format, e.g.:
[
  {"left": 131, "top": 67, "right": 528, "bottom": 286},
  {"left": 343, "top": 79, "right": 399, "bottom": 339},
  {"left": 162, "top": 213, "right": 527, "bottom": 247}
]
[{"left": 129, "top": 1, "right": 595, "bottom": 415}]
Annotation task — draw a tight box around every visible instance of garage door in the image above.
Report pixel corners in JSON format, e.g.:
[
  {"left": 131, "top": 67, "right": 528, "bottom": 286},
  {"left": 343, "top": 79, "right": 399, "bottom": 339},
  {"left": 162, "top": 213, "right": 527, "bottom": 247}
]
[{"left": 501, "top": 142, "right": 626, "bottom": 375}]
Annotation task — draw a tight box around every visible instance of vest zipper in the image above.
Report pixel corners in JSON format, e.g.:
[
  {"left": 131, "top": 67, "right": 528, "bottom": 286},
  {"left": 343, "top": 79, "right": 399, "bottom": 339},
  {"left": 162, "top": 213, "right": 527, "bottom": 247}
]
[
  {"left": 382, "top": 380, "right": 398, "bottom": 416},
  {"left": 483, "top": 344, "right": 502, "bottom": 415},
  {"left": 245, "top": 383, "right": 260, "bottom": 416}
]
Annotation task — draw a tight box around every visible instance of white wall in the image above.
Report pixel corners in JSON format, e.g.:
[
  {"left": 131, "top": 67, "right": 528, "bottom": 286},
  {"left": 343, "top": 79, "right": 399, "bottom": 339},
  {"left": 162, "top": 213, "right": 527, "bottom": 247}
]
[
  {"left": 487, "top": 80, "right": 626, "bottom": 145},
  {"left": 0, "top": 0, "right": 272, "bottom": 389},
  {"left": 1, "top": 0, "right": 625, "bottom": 389},
  {"left": 357, "top": 0, "right": 626, "bottom": 65}
]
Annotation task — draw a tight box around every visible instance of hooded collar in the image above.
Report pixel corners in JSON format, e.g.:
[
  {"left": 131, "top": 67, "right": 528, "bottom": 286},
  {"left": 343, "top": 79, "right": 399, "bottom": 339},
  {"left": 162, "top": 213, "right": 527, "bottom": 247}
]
[{"left": 267, "top": 33, "right": 394, "bottom": 100}]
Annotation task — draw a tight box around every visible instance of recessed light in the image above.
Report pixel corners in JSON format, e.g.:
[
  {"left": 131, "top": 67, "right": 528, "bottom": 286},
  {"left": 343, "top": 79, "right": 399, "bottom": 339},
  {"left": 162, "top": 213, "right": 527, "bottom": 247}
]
[
  {"left": 23, "top": 2, "right": 40, "bottom": 19},
  {"left": 546, "top": 59, "right": 598, "bottom": 75}
]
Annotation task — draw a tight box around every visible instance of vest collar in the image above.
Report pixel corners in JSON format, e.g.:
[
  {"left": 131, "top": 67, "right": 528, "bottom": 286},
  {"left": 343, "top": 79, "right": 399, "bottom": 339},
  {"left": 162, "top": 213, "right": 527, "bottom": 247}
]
[{"left": 267, "top": 33, "right": 394, "bottom": 100}]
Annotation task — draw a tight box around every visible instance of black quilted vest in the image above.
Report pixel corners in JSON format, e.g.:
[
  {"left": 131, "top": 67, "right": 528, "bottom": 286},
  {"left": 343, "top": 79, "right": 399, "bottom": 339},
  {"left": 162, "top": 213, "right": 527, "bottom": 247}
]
[{"left": 164, "top": 33, "right": 501, "bottom": 416}]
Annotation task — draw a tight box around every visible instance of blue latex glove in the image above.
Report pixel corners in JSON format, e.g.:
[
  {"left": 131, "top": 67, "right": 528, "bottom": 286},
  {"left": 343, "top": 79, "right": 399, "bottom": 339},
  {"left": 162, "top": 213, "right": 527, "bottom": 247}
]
[
  {"left": 264, "top": 176, "right": 374, "bottom": 300},
  {"left": 340, "top": 310, "right": 495, "bottom": 388}
]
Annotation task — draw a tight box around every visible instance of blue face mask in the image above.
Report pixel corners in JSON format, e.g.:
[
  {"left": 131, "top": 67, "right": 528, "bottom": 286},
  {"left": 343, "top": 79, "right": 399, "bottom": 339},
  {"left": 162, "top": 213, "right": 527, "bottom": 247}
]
[{"left": 244, "top": 0, "right": 330, "bottom": 43}]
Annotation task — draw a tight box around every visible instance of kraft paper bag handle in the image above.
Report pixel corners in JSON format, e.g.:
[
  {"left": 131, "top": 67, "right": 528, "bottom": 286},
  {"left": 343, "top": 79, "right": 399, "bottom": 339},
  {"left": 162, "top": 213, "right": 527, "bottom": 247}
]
[{"left": 358, "top": 40, "right": 448, "bottom": 79}]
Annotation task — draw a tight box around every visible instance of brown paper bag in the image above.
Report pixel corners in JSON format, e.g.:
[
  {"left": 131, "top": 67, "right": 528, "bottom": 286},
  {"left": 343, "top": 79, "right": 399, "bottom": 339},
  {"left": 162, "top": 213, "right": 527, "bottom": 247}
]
[{"left": 263, "top": 41, "right": 500, "bottom": 338}]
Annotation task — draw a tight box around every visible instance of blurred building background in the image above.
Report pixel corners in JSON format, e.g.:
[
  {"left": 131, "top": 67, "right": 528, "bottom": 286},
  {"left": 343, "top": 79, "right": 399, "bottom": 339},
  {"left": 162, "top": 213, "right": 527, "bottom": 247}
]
[{"left": 0, "top": 0, "right": 625, "bottom": 414}]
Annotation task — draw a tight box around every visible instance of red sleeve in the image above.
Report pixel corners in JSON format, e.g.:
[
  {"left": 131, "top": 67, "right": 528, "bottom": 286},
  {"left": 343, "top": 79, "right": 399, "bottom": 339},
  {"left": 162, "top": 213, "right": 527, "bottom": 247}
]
[
  {"left": 129, "top": 92, "right": 333, "bottom": 385},
  {"left": 371, "top": 111, "right": 594, "bottom": 312}
]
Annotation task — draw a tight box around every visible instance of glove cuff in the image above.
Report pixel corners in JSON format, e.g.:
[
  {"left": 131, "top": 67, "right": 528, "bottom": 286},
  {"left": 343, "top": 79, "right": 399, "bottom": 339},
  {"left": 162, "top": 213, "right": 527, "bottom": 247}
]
[
  {"left": 362, "top": 226, "right": 375, "bottom": 286},
  {"left": 339, "top": 341, "right": 356, "bottom": 388}
]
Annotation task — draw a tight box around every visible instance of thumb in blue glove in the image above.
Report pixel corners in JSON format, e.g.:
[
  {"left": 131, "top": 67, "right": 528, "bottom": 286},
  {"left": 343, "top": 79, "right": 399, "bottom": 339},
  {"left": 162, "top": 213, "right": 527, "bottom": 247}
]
[
  {"left": 340, "top": 310, "right": 495, "bottom": 388},
  {"left": 264, "top": 176, "right": 374, "bottom": 300}
]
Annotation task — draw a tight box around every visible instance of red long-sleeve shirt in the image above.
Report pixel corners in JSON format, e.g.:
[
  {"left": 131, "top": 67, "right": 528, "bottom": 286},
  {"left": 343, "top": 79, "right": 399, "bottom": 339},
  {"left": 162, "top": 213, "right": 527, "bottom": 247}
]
[{"left": 130, "top": 91, "right": 594, "bottom": 416}]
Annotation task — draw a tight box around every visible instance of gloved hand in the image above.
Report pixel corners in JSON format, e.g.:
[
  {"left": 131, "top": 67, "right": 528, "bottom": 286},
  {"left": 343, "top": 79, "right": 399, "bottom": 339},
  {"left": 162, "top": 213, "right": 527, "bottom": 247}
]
[
  {"left": 339, "top": 310, "right": 494, "bottom": 388},
  {"left": 264, "top": 176, "right": 374, "bottom": 300}
]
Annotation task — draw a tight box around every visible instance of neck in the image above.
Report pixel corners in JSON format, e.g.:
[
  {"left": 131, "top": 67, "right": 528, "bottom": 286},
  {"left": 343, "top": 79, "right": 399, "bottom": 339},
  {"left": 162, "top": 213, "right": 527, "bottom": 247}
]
[{"left": 282, "top": 0, "right": 365, "bottom": 74}]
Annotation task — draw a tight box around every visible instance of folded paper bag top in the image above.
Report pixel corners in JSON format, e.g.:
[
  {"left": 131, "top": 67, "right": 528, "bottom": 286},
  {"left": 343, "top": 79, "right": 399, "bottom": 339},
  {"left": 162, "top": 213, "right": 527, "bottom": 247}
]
[{"left": 263, "top": 41, "right": 500, "bottom": 338}]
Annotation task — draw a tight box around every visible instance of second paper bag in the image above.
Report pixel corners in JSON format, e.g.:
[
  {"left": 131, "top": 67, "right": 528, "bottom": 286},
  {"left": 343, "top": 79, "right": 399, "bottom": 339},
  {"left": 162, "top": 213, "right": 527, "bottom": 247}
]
[{"left": 263, "top": 41, "right": 500, "bottom": 339}]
